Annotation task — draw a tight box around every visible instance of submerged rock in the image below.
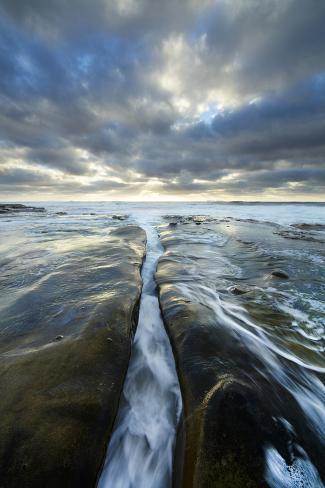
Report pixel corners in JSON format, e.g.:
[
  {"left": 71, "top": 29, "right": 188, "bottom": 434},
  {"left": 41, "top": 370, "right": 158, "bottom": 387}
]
[{"left": 0, "top": 225, "right": 146, "bottom": 487}]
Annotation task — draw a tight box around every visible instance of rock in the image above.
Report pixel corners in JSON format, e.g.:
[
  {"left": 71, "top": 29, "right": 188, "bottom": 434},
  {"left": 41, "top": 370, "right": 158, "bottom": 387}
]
[
  {"left": 274, "top": 229, "right": 322, "bottom": 243},
  {"left": 271, "top": 269, "right": 289, "bottom": 279},
  {"left": 156, "top": 223, "right": 324, "bottom": 487},
  {"left": 0, "top": 204, "right": 46, "bottom": 214},
  {"left": 56, "top": 212, "right": 67, "bottom": 215},
  {"left": 192, "top": 216, "right": 210, "bottom": 223},
  {"left": 229, "top": 286, "right": 248, "bottom": 295},
  {"left": 156, "top": 287, "right": 273, "bottom": 487},
  {"left": 169, "top": 222, "right": 178, "bottom": 227},
  {"left": 292, "top": 223, "right": 325, "bottom": 231},
  {"left": 0, "top": 225, "right": 146, "bottom": 487},
  {"left": 111, "top": 214, "right": 128, "bottom": 220}
]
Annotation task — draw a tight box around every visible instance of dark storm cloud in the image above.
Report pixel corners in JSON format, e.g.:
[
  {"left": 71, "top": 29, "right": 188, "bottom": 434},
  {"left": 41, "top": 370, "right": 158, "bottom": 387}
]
[
  {"left": 0, "top": 167, "right": 44, "bottom": 185},
  {"left": 25, "top": 147, "right": 90, "bottom": 174},
  {"left": 183, "top": 75, "right": 325, "bottom": 169},
  {"left": 199, "top": 0, "right": 325, "bottom": 95},
  {"left": 0, "top": 0, "right": 209, "bottom": 41},
  {"left": 135, "top": 74, "right": 325, "bottom": 179},
  {"left": 222, "top": 167, "right": 325, "bottom": 192},
  {"left": 0, "top": 0, "right": 324, "bottom": 198}
]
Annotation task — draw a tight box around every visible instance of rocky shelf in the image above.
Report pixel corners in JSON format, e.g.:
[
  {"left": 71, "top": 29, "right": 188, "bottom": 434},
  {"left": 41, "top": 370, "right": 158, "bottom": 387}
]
[{"left": 0, "top": 203, "right": 46, "bottom": 214}]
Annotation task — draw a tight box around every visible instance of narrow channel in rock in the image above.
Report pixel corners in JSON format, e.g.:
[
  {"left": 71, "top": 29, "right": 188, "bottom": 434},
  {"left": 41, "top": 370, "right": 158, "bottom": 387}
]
[{"left": 98, "top": 223, "right": 182, "bottom": 488}]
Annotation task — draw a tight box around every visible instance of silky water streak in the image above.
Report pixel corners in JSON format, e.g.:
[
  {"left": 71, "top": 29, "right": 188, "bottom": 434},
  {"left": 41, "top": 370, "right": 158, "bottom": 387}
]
[{"left": 98, "top": 223, "right": 182, "bottom": 488}]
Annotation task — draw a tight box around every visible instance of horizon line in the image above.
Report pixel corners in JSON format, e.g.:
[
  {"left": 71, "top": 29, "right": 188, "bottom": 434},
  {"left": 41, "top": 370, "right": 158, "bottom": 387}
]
[{"left": 1, "top": 200, "right": 325, "bottom": 205}]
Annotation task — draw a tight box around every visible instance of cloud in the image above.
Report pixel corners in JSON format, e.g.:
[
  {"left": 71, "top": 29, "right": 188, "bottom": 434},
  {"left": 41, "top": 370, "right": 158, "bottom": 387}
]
[{"left": 0, "top": 0, "right": 324, "bottom": 200}]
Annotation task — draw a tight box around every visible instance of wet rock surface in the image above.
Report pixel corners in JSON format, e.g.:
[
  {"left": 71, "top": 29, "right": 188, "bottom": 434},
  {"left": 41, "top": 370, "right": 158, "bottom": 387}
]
[
  {"left": 0, "top": 203, "right": 46, "bottom": 214},
  {"left": 111, "top": 214, "right": 128, "bottom": 220},
  {"left": 274, "top": 227, "right": 325, "bottom": 243},
  {"left": 0, "top": 224, "right": 146, "bottom": 487},
  {"left": 156, "top": 218, "right": 325, "bottom": 487},
  {"left": 292, "top": 223, "right": 325, "bottom": 232}
]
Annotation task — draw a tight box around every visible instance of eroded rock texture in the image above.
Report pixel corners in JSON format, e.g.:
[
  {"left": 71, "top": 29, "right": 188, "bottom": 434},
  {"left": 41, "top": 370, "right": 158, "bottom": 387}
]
[
  {"left": 156, "top": 217, "right": 324, "bottom": 488},
  {"left": 0, "top": 225, "right": 146, "bottom": 487}
]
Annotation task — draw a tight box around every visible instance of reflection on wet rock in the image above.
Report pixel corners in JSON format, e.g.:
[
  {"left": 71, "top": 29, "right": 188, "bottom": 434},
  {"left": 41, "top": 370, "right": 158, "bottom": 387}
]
[{"left": 0, "top": 224, "right": 146, "bottom": 487}]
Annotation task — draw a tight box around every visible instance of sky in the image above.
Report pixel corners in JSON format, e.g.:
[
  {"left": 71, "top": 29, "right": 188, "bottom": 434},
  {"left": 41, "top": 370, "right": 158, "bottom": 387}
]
[{"left": 0, "top": 0, "right": 324, "bottom": 202}]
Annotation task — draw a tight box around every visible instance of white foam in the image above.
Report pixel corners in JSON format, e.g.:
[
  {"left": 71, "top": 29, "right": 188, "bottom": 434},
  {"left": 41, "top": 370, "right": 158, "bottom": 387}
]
[
  {"left": 98, "top": 223, "right": 182, "bottom": 488},
  {"left": 265, "top": 445, "right": 324, "bottom": 488}
]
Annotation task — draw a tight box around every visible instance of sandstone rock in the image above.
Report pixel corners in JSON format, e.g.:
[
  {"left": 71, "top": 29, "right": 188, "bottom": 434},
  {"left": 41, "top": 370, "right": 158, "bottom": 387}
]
[
  {"left": 156, "top": 222, "right": 324, "bottom": 487},
  {"left": 0, "top": 225, "right": 146, "bottom": 487}
]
